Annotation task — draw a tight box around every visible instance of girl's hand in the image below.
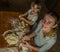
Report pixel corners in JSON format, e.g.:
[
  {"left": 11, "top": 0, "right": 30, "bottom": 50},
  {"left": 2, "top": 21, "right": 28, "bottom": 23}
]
[
  {"left": 19, "top": 15, "right": 23, "bottom": 18},
  {"left": 20, "top": 17, "right": 24, "bottom": 20},
  {"left": 19, "top": 15, "right": 24, "bottom": 20},
  {"left": 19, "top": 17, "right": 25, "bottom": 21}
]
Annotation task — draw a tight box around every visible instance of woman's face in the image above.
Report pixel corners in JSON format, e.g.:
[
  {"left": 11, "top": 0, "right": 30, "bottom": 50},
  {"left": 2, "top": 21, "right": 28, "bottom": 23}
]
[
  {"left": 31, "top": 4, "right": 40, "bottom": 13},
  {"left": 42, "top": 14, "right": 57, "bottom": 33}
]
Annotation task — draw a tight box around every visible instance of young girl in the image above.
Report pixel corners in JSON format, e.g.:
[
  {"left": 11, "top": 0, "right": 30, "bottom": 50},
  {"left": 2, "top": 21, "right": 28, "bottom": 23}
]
[
  {"left": 19, "top": 1, "right": 41, "bottom": 29},
  {"left": 21, "top": 12, "right": 59, "bottom": 52}
]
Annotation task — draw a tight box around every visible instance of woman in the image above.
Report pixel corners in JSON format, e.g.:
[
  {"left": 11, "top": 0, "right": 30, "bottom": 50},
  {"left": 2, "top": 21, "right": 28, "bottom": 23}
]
[{"left": 21, "top": 12, "right": 59, "bottom": 52}]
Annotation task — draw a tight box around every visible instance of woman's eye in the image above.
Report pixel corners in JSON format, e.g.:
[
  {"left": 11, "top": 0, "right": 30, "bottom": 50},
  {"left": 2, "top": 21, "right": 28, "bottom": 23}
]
[
  {"left": 43, "top": 20, "right": 46, "bottom": 23},
  {"left": 47, "top": 22, "right": 52, "bottom": 24}
]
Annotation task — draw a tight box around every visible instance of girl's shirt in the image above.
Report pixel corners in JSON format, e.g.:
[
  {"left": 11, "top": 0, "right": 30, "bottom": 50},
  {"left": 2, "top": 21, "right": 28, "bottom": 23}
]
[
  {"left": 27, "top": 9, "right": 38, "bottom": 25},
  {"left": 34, "top": 20, "right": 57, "bottom": 52}
]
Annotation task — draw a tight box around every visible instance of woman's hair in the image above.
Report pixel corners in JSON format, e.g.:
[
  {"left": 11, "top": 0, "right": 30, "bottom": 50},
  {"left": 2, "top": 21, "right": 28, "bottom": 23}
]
[
  {"left": 44, "top": 11, "right": 60, "bottom": 37},
  {"left": 47, "top": 11, "right": 60, "bottom": 31},
  {"left": 48, "top": 11, "right": 59, "bottom": 25}
]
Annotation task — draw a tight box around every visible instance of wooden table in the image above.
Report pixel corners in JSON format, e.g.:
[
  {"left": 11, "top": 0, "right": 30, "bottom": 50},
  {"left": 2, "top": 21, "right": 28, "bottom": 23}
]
[
  {"left": 0, "top": 36, "right": 36, "bottom": 52},
  {"left": 0, "top": 11, "right": 36, "bottom": 52}
]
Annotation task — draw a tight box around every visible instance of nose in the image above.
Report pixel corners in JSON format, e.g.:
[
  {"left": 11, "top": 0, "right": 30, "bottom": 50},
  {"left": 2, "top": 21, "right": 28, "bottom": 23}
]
[{"left": 42, "top": 22, "right": 47, "bottom": 28}]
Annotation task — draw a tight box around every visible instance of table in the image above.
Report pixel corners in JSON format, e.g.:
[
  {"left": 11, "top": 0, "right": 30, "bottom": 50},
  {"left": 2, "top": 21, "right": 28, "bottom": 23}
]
[
  {"left": 0, "top": 12, "right": 36, "bottom": 52},
  {"left": 0, "top": 20, "right": 36, "bottom": 52},
  {"left": 0, "top": 36, "right": 36, "bottom": 52}
]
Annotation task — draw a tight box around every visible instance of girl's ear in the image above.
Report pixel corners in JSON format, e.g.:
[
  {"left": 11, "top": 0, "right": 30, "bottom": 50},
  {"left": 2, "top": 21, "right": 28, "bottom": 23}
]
[{"left": 52, "top": 24, "right": 58, "bottom": 28}]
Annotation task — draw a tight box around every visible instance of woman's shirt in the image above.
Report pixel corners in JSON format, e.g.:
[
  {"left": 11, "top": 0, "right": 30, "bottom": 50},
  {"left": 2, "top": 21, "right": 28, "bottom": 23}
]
[
  {"left": 34, "top": 20, "right": 57, "bottom": 52},
  {"left": 27, "top": 9, "right": 38, "bottom": 25}
]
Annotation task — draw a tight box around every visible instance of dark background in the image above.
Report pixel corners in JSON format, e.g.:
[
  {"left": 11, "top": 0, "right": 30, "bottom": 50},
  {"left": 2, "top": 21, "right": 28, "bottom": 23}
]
[{"left": 0, "top": 0, "right": 60, "bottom": 13}]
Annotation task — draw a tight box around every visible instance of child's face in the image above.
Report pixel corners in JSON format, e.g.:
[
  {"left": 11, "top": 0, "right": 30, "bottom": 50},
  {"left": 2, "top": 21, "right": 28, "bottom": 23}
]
[
  {"left": 31, "top": 4, "right": 40, "bottom": 13},
  {"left": 42, "top": 14, "right": 57, "bottom": 33}
]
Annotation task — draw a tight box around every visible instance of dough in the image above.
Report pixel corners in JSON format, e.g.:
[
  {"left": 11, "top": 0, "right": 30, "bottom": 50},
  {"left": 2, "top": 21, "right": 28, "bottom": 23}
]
[{"left": 5, "top": 33, "right": 19, "bottom": 45}]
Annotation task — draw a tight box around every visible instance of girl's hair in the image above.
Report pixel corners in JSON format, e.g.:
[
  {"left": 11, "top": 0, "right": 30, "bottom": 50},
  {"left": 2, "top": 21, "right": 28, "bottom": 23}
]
[{"left": 31, "top": 1, "right": 41, "bottom": 9}]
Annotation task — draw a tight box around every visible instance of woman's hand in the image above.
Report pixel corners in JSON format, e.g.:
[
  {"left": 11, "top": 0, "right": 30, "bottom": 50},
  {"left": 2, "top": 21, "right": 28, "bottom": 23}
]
[
  {"left": 22, "top": 36, "right": 30, "bottom": 41},
  {"left": 21, "top": 42, "right": 31, "bottom": 48},
  {"left": 21, "top": 42, "right": 39, "bottom": 52}
]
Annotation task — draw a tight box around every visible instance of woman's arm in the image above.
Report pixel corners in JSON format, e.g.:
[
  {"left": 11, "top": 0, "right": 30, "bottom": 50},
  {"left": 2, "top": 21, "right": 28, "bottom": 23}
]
[
  {"left": 21, "top": 42, "right": 40, "bottom": 52},
  {"left": 29, "top": 45, "right": 40, "bottom": 52},
  {"left": 28, "top": 32, "right": 36, "bottom": 38},
  {"left": 23, "top": 32, "right": 35, "bottom": 41},
  {"left": 39, "top": 37, "right": 56, "bottom": 52},
  {"left": 29, "top": 37, "right": 56, "bottom": 52}
]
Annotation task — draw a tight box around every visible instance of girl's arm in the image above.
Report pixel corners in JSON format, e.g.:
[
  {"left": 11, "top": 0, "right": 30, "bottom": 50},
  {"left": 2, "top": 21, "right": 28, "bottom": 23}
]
[
  {"left": 19, "top": 12, "right": 28, "bottom": 18},
  {"left": 19, "top": 9, "right": 31, "bottom": 18},
  {"left": 22, "top": 18, "right": 33, "bottom": 25},
  {"left": 22, "top": 12, "right": 28, "bottom": 17}
]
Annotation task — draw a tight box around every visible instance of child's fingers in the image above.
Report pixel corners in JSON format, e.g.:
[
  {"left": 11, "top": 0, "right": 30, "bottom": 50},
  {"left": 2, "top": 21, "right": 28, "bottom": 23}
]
[{"left": 19, "top": 15, "right": 22, "bottom": 18}]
